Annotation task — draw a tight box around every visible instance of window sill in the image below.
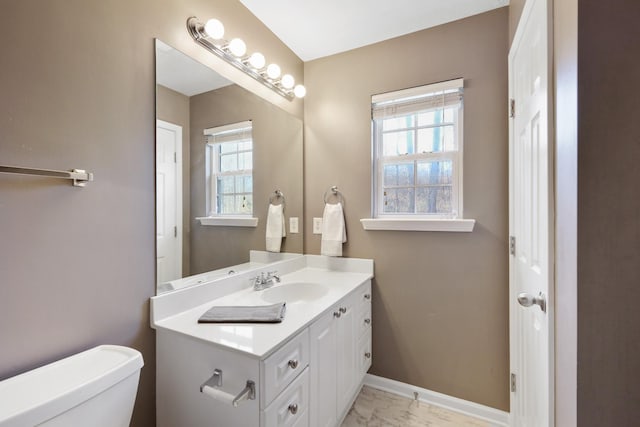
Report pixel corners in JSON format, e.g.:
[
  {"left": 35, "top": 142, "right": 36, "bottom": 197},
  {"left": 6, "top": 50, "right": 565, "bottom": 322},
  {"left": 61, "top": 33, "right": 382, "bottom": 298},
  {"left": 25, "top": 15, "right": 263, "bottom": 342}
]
[
  {"left": 196, "top": 217, "right": 259, "bottom": 227},
  {"left": 360, "top": 218, "right": 475, "bottom": 232}
]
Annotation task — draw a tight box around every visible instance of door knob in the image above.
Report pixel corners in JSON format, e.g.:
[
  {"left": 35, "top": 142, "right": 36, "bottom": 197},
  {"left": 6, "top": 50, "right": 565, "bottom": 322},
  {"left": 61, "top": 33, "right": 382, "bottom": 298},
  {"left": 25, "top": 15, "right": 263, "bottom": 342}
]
[{"left": 517, "top": 292, "right": 546, "bottom": 313}]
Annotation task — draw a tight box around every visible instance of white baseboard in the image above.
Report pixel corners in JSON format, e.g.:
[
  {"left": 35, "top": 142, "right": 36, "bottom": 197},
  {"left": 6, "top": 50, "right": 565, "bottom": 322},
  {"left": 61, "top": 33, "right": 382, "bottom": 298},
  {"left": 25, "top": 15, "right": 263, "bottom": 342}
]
[{"left": 363, "top": 374, "right": 509, "bottom": 427}]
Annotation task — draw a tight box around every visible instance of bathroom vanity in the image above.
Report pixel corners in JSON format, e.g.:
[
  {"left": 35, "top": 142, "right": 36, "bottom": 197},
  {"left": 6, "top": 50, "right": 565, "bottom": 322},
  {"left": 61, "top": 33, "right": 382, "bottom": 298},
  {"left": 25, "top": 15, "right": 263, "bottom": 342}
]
[{"left": 151, "top": 254, "right": 373, "bottom": 427}]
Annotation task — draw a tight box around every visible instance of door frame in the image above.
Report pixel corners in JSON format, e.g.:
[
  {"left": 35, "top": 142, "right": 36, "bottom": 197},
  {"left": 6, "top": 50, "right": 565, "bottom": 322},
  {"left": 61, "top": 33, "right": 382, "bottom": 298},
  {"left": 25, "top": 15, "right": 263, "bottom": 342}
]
[
  {"left": 508, "top": 0, "right": 556, "bottom": 424},
  {"left": 156, "top": 119, "right": 183, "bottom": 283}
]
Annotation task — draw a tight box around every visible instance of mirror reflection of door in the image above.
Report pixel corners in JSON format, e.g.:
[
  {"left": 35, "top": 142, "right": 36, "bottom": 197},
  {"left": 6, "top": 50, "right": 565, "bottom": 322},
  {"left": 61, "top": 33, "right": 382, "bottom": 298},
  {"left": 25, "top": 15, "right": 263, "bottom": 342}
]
[{"left": 156, "top": 119, "right": 183, "bottom": 284}]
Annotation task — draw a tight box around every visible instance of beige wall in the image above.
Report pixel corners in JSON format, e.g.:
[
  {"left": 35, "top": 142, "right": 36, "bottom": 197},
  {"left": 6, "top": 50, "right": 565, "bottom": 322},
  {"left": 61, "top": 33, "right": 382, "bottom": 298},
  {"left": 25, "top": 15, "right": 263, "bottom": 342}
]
[
  {"left": 303, "top": 8, "right": 510, "bottom": 410},
  {"left": 0, "top": 1, "right": 302, "bottom": 426},
  {"left": 509, "top": 0, "right": 526, "bottom": 44},
  {"left": 189, "top": 84, "right": 304, "bottom": 273},
  {"left": 577, "top": 1, "right": 640, "bottom": 425},
  {"left": 156, "top": 84, "right": 192, "bottom": 276}
]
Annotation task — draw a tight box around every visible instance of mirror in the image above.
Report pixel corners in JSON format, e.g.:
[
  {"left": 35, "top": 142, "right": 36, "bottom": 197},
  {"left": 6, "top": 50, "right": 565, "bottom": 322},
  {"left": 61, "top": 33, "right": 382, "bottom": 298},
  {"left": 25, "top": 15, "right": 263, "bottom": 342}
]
[{"left": 155, "top": 40, "right": 303, "bottom": 294}]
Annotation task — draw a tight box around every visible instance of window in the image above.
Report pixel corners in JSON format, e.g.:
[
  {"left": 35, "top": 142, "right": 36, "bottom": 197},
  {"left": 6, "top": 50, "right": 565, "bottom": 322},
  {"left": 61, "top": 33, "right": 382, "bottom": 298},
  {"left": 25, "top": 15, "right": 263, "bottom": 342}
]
[
  {"left": 372, "top": 79, "right": 464, "bottom": 219},
  {"left": 204, "top": 121, "right": 253, "bottom": 216}
]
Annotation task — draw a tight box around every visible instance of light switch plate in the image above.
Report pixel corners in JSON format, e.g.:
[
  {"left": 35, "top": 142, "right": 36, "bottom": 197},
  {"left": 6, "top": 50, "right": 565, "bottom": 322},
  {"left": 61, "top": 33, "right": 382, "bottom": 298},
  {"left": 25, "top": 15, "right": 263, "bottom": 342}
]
[
  {"left": 289, "top": 217, "right": 299, "bottom": 234},
  {"left": 313, "top": 217, "right": 323, "bottom": 234}
]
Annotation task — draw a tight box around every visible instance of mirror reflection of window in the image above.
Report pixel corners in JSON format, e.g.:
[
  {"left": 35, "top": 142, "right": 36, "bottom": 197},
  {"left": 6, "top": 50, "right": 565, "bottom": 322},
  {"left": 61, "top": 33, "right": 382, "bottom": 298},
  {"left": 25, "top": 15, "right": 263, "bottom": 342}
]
[{"left": 205, "top": 121, "right": 254, "bottom": 216}]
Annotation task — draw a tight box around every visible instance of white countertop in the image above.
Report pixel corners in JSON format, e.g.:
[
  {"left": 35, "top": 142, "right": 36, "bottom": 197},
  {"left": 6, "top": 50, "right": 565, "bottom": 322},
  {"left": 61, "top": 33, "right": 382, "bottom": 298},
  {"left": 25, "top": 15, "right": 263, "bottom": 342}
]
[{"left": 152, "top": 255, "right": 373, "bottom": 359}]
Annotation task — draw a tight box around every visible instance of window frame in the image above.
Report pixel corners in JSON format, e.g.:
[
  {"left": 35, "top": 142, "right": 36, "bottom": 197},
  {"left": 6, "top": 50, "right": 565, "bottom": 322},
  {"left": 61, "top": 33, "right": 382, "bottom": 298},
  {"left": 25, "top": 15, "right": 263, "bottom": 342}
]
[
  {"left": 204, "top": 121, "right": 254, "bottom": 217},
  {"left": 372, "top": 79, "right": 464, "bottom": 220}
]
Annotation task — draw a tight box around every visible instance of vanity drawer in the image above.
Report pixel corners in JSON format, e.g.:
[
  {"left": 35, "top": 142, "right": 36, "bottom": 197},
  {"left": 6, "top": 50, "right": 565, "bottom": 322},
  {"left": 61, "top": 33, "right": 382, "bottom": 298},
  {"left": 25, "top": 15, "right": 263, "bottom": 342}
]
[
  {"left": 262, "top": 367, "right": 309, "bottom": 427},
  {"left": 261, "top": 329, "right": 310, "bottom": 407},
  {"left": 357, "top": 304, "right": 372, "bottom": 339},
  {"left": 357, "top": 335, "right": 372, "bottom": 378},
  {"left": 357, "top": 281, "right": 372, "bottom": 306}
]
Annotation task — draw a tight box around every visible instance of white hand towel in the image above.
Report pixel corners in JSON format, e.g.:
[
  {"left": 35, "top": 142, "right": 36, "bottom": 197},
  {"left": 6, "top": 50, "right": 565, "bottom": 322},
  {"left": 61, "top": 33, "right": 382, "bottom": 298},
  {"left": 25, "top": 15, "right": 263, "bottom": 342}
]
[
  {"left": 321, "top": 202, "right": 347, "bottom": 257},
  {"left": 265, "top": 203, "right": 286, "bottom": 252}
]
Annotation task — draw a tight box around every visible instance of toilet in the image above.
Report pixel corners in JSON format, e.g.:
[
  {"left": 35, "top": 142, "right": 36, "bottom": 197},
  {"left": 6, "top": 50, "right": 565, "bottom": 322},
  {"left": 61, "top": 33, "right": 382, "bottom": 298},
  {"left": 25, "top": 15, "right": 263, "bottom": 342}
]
[{"left": 0, "top": 345, "right": 143, "bottom": 427}]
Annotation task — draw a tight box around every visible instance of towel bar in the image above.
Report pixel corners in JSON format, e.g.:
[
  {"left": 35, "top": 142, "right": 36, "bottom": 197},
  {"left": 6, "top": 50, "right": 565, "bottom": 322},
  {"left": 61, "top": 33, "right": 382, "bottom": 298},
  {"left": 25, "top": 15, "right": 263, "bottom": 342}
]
[
  {"left": 200, "top": 369, "right": 256, "bottom": 407},
  {"left": 0, "top": 165, "right": 93, "bottom": 187}
]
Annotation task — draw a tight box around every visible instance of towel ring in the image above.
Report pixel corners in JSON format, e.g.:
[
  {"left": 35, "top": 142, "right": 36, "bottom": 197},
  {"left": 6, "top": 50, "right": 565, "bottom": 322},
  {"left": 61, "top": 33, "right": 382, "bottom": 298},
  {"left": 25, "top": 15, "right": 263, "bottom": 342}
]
[
  {"left": 323, "top": 186, "right": 344, "bottom": 205},
  {"left": 269, "top": 190, "right": 286, "bottom": 210}
]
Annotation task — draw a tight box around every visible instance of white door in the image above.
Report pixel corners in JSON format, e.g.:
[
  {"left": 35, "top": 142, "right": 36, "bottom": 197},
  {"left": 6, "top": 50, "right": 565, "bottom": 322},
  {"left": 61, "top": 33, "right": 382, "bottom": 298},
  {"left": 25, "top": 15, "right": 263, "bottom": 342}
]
[
  {"left": 509, "top": 0, "right": 554, "bottom": 425},
  {"left": 156, "top": 119, "right": 183, "bottom": 285}
]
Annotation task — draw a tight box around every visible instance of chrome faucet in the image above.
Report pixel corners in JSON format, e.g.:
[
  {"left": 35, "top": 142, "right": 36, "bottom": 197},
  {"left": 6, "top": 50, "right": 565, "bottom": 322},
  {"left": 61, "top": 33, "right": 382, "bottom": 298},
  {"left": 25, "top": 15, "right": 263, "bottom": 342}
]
[{"left": 252, "top": 271, "right": 280, "bottom": 291}]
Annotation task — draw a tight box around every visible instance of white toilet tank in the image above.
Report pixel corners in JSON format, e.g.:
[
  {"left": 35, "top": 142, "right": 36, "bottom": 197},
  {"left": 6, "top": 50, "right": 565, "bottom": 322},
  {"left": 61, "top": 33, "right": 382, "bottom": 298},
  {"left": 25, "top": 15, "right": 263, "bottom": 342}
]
[{"left": 0, "top": 345, "right": 144, "bottom": 427}]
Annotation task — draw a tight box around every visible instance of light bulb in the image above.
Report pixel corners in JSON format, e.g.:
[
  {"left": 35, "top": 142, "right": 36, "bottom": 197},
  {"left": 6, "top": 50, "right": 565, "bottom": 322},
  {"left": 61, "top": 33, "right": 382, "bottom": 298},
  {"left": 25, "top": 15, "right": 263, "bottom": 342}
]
[
  {"left": 266, "top": 63, "right": 281, "bottom": 79},
  {"left": 248, "top": 52, "right": 266, "bottom": 69},
  {"left": 294, "top": 85, "right": 306, "bottom": 98},
  {"left": 281, "top": 74, "right": 295, "bottom": 89},
  {"left": 204, "top": 19, "right": 225, "bottom": 39},
  {"left": 228, "top": 38, "right": 246, "bottom": 57}
]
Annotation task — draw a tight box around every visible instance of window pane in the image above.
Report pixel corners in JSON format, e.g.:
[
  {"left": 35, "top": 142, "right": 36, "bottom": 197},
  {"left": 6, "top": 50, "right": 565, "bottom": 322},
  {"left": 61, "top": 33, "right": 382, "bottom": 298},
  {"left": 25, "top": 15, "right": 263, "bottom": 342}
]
[
  {"left": 383, "top": 188, "right": 415, "bottom": 213},
  {"left": 384, "top": 163, "right": 414, "bottom": 186},
  {"left": 217, "top": 176, "right": 235, "bottom": 194},
  {"left": 219, "top": 142, "right": 237, "bottom": 154},
  {"left": 383, "top": 131, "right": 414, "bottom": 155},
  {"left": 235, "top": 176, "right": 245, "bottom": 193},
  {"left": 244, "top": 176, "right": 253, "bottom": 192},
  {"left": 238, "top": 152, "right": 252, "bottom": 170},
  {"left": 417, "top": 108, "right": 455, "bottom": 126},
  {"left": 417, "top": 160, "right": 453, "bottom": 185},
  {"left": 236, "top": 195, "right": 252, "bottom": 214},
  {"left": 238, "top": 140, "right": 252, "bottom": 151},
  {"left": 382, "top": 115, "right": 414, "bottom": 131},
  {"left": 218, "top": 195, "right": 235, "bottom": 214},
  {"left": 416, "top": 186, "right": 452, "bottom": 214},
  {"left": 442, "top": 125, "right": 455, "bottom": 151},
  {"left": 220, "top": 153, "right": 237, "bottom": 172},
  {"left": 416, "top": 125, "right": 455, "bottom": 153}
]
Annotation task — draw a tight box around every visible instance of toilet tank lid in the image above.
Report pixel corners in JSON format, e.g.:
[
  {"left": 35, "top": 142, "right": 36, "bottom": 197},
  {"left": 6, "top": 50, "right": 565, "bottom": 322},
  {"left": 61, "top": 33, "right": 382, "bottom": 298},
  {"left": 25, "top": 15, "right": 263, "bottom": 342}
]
[{"left": 0, "top": 345, "right": 144, "bottom": 426}]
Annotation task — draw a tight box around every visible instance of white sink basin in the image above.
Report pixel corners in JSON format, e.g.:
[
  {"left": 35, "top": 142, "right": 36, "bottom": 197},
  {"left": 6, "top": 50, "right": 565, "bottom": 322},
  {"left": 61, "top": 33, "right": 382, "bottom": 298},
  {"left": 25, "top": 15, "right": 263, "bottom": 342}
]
[{"left": 261, "top": 282, "right": 328, "bottom": 304}]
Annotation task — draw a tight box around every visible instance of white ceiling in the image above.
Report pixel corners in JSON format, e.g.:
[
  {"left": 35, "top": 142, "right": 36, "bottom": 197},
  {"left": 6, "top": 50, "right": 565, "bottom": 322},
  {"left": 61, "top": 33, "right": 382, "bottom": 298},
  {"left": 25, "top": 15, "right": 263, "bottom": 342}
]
[{"left": 239, "top": 0, "right": 509, "bottom": 61}]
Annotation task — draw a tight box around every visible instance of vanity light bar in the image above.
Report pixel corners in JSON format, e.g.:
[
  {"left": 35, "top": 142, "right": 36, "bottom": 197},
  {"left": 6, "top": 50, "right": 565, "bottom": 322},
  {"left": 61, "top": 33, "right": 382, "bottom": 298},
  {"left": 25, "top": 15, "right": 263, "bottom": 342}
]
[{"left": 187, "top": 16, "right": 306, "bottom": 101}]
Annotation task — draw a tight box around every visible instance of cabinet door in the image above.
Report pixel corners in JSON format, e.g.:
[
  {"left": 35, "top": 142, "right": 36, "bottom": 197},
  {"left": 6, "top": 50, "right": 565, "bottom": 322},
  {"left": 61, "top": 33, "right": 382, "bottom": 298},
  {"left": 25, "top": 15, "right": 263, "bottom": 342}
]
[
  {"left": 309, "top": 310, "right": 337, "bottom": 427},
  {"left": 336, "top": 293, "right": 357, "bottom": 417}
]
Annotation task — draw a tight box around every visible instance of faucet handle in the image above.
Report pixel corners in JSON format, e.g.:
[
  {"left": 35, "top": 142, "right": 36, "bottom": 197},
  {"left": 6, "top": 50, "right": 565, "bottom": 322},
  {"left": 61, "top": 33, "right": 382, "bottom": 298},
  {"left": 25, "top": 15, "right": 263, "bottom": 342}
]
[{"left": 267, "top": 271, "right": 280, "bottom": 282}]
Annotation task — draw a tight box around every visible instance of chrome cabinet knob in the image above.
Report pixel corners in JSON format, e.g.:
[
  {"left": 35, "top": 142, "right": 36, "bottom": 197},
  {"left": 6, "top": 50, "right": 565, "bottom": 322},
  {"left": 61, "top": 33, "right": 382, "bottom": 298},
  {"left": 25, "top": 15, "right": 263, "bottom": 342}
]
[
  {"left": 517, "top": 291, "right": 547, "bottom": 313},
  {"left": 364, "top": 352, "right": 371, "bottom": 359},
  {"left": 288, "top": 359, "right": 298, "bottom": 369},
  {"left": 364, "top": 318, "right": 371, "bottom": 325},
  {"left": 288, "top": 403, "right": 298, "bottom": 415},
  {"left": 339, "top": 307, "right": 347, "bottom": 314},
  {"left": 333, "top": 311, "right": 341, "bottom": 318}
]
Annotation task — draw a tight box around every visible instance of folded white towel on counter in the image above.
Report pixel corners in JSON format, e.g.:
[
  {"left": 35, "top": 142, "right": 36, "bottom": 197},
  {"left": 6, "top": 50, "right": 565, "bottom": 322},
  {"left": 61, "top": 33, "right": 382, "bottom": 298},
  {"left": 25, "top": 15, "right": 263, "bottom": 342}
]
[
  {"left": 321, "top": 202, "right": 347, "bottom": 257},
  {"left": 198, "top": 302, "right": 287, "bottom": 323},
  {"left": 265, "top": 203, "right": 286, "bottom": 252}
]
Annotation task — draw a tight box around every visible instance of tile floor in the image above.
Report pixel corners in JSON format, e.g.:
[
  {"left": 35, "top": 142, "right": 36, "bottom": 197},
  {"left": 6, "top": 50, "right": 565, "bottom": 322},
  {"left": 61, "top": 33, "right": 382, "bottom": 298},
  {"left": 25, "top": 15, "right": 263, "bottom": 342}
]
[{"left": 341, "top": 386, "right": 490, "bottom": 427}]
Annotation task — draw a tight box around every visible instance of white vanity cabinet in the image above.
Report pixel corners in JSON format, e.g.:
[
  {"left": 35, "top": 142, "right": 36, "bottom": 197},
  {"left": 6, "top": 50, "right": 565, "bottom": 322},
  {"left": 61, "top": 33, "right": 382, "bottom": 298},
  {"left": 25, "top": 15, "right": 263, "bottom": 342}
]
[
  {"left": 152, "top": 255, "right": 374, "bottom": 427},
  {"left": 157, "top": 328, "right": 310, "bottom": 427},
  {"left": 310, "top": 280, "right": 372, "bottom": 426}
]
